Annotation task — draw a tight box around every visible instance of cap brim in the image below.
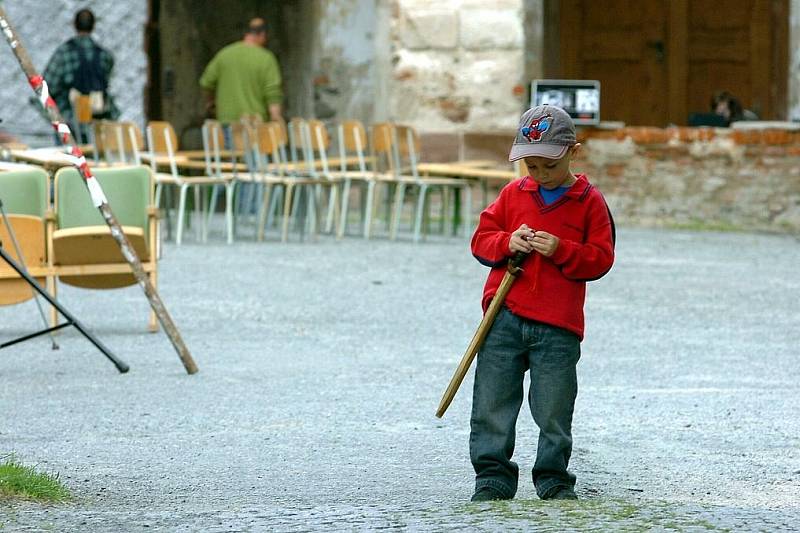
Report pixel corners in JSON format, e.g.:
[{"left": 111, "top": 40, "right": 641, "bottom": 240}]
[{"left": 508, "top": 143, "right": 569, "bottom": 162}]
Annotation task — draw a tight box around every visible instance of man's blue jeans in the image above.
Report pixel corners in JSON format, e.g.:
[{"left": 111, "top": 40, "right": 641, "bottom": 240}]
[{"left": 470, "top": 307, "right": 581, "bottom": 499}]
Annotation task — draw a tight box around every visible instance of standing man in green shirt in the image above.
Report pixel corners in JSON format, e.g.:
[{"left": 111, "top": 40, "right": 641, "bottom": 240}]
[
  {"left": 200, "top": 17, "right": 284, "bottom": 123},
  {"left": 200, "top": 17, "right": 283, "bottom": 217}
]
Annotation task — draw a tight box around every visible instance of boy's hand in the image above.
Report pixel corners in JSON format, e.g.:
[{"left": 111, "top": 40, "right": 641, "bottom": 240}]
[
  {"left": 509, "top": 224, "right": 536, "bottom": 254},
  {"left": 529, "top": 230, "right": 559, "bottom": 257}
]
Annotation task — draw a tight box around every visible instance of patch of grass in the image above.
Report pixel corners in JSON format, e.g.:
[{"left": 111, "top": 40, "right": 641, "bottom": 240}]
[
  {"left": 0, "top": 455, "right": 71, "bottom": 502},
  {"left": 666, "top": 219, "right": 744, "bottom": 233}
]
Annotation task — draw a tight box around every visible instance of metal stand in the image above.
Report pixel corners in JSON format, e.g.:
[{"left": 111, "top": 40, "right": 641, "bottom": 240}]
[{"left": 0, "top": 221, "right": 129, "bottom": 373}]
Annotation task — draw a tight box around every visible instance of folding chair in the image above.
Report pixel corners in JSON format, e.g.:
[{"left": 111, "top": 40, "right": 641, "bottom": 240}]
[
  {"left": 389, "top": 125, "right": 473, "bottom": 242},
  {"left": 0, "top": 168, "right": 52, "bottom": 309},
  {"left": 51, "top": 165, "right": 158, "bottom": 331},
  {"left": 146, "top": 120, "right": 232, "bottom": 245}
]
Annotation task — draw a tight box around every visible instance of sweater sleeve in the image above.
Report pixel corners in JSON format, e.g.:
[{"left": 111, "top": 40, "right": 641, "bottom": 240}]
[
  {"left": 471, "top": 184, "right": 514, "bottom": 268},
  {"left": 549, "top": 193, "right": 615, "bottom": 281},
  {"left": 199, "top": 53, "right": 219, "bottom": 90}
]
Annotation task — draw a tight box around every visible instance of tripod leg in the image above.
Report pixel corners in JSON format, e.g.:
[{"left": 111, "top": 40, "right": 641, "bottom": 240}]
[
  {"left": 0, "top": 203, "right": 58, "bottom": 348},
  {"left": 0, "top": 246, "right": 129, "bottom": 373}
]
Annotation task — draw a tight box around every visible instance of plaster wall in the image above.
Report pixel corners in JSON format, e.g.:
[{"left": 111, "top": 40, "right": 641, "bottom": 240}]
[{"left": 0, "top": 0, "right": 147, "bottom": 146}]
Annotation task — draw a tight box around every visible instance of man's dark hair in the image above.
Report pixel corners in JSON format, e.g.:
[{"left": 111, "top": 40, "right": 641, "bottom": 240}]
[{"left": 74, "top": 9, "right": 95, "bottom": 33}]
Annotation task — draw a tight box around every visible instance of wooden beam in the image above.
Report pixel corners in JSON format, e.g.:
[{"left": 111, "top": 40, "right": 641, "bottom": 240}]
[
  {"left": 668, "top": 0, "right": 688, "bottom": 125},
  {"left": 771, "top": 0, "right": 790, "bottom": 120},
  {"left": 750, "top": 0, "right": 772, "bottom": 118},
  {"left": 559, "top": 0, "right": 582, "bottom": 78}
]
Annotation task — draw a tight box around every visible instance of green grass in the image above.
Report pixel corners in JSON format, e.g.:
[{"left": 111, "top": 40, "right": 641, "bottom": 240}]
[
  {"left": 0, "top": 455, "right": 71, "bottom": 502},
  {"left": 666, "top": 219, "right": 744, "bottom": 233}
]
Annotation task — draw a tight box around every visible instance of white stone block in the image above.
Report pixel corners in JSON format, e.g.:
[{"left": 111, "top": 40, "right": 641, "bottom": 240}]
[
  {"left": 459, "top": 9, "right": 524, "bottom": 50},
  {"left": 398, "top": 10, "right": 459, "bottom": 50}
]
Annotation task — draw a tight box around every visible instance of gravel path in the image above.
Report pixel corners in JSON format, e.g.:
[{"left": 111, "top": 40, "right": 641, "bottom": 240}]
[{"left": 1, "top": 228, "right": 799, "bottom": 531}]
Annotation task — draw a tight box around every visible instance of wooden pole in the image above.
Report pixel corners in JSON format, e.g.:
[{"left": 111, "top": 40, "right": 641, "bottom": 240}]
[
  {"left": 435, "top": 252, "right": 531, "bottom": 418},
  {"left": 0, "top": 6, "right": 198, "bottom": 374}
]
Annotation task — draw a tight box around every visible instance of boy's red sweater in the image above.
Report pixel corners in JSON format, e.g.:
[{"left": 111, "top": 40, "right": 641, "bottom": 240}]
[{"left": 471, "top": 174, "right": 615, "bottom": 340}]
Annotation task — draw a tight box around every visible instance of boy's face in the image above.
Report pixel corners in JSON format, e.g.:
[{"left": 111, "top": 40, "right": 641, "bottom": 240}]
[{"left": 523, "top": 144, "right": 579, "bottom": 190}]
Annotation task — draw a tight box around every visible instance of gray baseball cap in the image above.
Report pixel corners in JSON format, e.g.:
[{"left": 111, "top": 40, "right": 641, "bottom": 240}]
[{"left": 508, "top": 105, "right": 577, "bottom": 161}]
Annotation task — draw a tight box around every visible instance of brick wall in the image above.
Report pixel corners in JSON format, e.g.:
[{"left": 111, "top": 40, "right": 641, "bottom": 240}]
[{"left": 452, "top": 127, "right": 800, "bottom": 233}]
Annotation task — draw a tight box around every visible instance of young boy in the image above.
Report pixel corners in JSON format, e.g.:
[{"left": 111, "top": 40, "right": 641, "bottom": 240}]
[{"left": 469, "top": 105, "right": 615, "bottom": 502}]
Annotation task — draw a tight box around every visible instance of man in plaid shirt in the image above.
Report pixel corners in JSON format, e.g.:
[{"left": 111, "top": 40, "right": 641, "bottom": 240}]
[{"left": 43, "top": 8, "right": 118, "bottom": 130}]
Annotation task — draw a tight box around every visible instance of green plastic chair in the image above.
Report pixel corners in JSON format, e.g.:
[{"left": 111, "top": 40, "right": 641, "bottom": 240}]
[
  {"left": 0, "top": 167, "right": 50, "bottom": 306},
  {"left": 52, "top": 165, "right": 158, "bottom": 331}
]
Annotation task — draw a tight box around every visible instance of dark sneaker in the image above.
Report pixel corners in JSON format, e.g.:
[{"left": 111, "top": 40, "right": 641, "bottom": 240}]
[
  {"left": 543, "top": 486, "right": 578, "bottom": 500},
  {"left": 470, "top": 486, "right": 510, "bottom": 502}
]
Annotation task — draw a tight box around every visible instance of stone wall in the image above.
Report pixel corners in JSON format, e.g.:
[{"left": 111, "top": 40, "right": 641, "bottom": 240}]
[
  {"left": 462, "top": 126, "right": 800, "bottom": 233},
  {"left": 0, "top": 0, "right": 147, "bottom": 146},
  {"left": 578, "top": 128, "right": 800, "bottom": 232},
  {"left": 387, "top": 0, "right": 528, "bottom": 133}
]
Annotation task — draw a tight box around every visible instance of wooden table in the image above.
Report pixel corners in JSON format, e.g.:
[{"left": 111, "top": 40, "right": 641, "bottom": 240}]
[
  {"left": 418, "top": 162, "right": 520, "bottom": 208},
  {"left": 0, "top": 161, "right": 43, "bottom": 172},
  {"left": 10, "top": 148, "right": 79, "bottom": 170},
  {"left": 10, "top": 146, "right": 98, "bottom": 171}
]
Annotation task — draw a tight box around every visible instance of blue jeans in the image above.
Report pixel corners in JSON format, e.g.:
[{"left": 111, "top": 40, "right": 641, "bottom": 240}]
[{"left": 470, "top": 307, "right": 581, "bottom": 499}]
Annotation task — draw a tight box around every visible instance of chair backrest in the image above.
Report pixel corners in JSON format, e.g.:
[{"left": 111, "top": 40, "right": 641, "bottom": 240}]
[
  {"left": 371, "top": 122, "right": 396, "bottom": 174},
  {"left": 146, "top": 120, "right": 180, "bottom": 176},
  {"left": 288, "top": 117, "right": 308, "bottom": 166},
  {"left": 306, "top": 120, "right": 331, "bottom": 175},
  {"left": 201, "top": 119, "right": 226, "bottom": 176},
  {"left": 338, "top": 120, "right": 369, "bottom": 173},
  {"left": 54, "top": 166, "right": 153, "bottom": 243},
  {"left": 146, "top": 121, "right": 179, "bottom": 155},
  {"left": 0, "top": 167, "right": 48, "bottom": 218},
  {"left": 98, "top": 121, "right": 143, "bottom": 164},
  {"left": 395, "top": 124, "right": 421, "bottom": 177}
]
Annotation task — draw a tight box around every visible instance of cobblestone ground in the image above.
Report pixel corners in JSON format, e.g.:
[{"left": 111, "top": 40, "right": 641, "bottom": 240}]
[{"left": 1, "top": 227, "right": 799, "bottom": 531}]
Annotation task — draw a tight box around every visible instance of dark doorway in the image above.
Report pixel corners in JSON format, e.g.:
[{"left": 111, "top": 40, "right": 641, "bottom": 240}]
[{"left": 145, "top": 0, "right": 313, "bottom": 148}]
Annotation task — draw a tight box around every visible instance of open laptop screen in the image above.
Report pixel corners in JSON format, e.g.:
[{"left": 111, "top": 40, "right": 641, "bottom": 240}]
[{"left": 531, "top": 80, "right": 601, "bottom": 126}]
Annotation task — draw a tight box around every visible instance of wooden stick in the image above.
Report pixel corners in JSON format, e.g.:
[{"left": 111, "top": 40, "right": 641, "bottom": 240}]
[
  {"left": 435, "top": 252, "right": 532, "bottom": 418},
  {"left": 0, "top": 7, "right": 198, "bottom": 374}
]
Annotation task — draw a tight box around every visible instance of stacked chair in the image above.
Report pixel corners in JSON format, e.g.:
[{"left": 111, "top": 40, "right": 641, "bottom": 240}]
[{"left": 146, "top": 120, "right": 233, "bottom": 245}]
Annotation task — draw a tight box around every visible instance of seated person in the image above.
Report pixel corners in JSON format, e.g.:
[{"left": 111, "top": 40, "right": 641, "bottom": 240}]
[{"left": 711, "top": 91, "right": 759, "bottom": 126}]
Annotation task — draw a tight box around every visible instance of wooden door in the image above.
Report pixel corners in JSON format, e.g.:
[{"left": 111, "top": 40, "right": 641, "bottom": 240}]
[
  {"left": 681, "top": 0, "right": 787, "bottom": 120},
  {"left": 560, "top": 0, "right": 670, "bottom": 126},
  {"left": 558, "top": 0, "right": 788, "bottom": 125}
]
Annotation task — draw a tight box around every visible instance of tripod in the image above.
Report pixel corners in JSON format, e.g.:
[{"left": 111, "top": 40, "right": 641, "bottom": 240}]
[{"left": 0, "top": 199, "right": 128, "bottom": 373}]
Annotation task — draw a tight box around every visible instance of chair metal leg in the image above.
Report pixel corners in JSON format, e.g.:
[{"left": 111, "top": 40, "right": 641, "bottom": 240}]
[
  {"left": 225, "top": 182, "right": 235, "bottom": 244},
  {"left": 266, "top": 186, "right": 282, "bottom": 231},
  {"left": 338, "top": 178, "right": 352, "bottom": 239},
  {"left": 441, "top": 186, "right": 450, "bottom": 234},
  {"left": 281, "top": 184, "right": 295, "bottom": 243},
  {"left": 307, "top": 185, "right": 319, "bottom": 238},
  {"left": 325, "top": 183, "right": 338, "bottom": 234},
  {"left": 413, "top": 184, "right": 429, "bottom": 243},
  {"left": 390, "top": 182, "right": 406, "bottom": 240},
  {"left": 176, "top": 184, "right": 189, "bottom": 246},
  {"left": 207, "top": 184, "right": 220, "bottom": 233},
  {"left": 257, "top": 183, "right": 272, "bottom": 242},
  {"left": 363, "top": 180, "right": 376, "bottom": 239},
  {"left": 193, "top": 186, "right": 205, "bottom": 242}
]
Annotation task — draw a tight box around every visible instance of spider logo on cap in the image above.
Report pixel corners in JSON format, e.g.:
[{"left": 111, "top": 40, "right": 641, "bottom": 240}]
[{"left": 521, "top": 114, "right": 552, "bottom": 143}]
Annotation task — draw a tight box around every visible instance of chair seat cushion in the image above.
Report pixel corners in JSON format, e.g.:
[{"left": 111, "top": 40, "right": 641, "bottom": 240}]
[
  {"left": 53, "top": 225, "right": 149, "bottom": 289},
  {"left": 0, "top": 215, "right": 47, "bottom": 305}
]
